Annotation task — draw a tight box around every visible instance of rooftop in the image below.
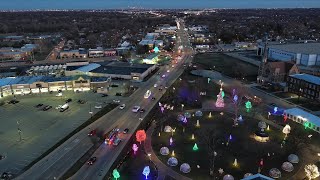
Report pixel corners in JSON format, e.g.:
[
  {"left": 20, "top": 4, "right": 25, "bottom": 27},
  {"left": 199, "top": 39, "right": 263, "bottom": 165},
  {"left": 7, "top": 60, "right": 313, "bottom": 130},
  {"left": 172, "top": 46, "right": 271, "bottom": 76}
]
[
  {"left": 268, "top": 43, "right": 320, "bottom": 54},
  {"left": 289, "top": 73, "right": 320, "bottom": 85},
  {"left": 75, "top": 63, "right": 101, "bottom": 72},
  {"left": 242, "top": 173, "right": 274, "bottom": 180},
  {"left": 284, "top": 108, "right": 320, "bottom": 127},
  {"left": 91, "top": 62, "right": 154, "bottom": 75}
]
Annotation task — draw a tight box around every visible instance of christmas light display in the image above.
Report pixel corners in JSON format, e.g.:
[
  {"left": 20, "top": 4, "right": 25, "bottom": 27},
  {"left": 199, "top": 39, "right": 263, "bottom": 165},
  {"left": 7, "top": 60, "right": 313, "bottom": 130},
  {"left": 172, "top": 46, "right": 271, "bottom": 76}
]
[
  {"left": 245, "top": 101, "right": 252, "bottom": 112},
  {"left": 112, "top": 169, "right": 120, "bottom": 180},
  {"left": 142, "top": 166, "right": 150, "bottom": 179},
  {"left": 132, "top": 144, "right": 138, "bottom": 155},
  {"left": 215, "top": 91, "right": 225, "bottom": 108},
  {"left": 169, "top": 137, "right": 173, "bottom": 146},
  {"left": 193, "top": 143, "right": 199, "bottom": 151},
  {"left": 136, "top": 130, "right": 147, "bottom": 144}
]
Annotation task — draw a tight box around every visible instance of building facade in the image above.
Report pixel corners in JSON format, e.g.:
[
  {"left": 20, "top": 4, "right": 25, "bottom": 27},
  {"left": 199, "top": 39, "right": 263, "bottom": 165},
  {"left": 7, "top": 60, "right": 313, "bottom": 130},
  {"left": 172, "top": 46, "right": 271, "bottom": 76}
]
[{"left": 287, "top": 74, "right": 320, "bottom": 100}]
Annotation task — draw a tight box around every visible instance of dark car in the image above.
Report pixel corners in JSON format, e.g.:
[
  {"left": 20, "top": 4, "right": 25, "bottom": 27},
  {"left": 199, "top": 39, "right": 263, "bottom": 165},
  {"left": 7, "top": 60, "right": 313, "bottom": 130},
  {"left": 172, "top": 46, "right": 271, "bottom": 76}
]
[
  {"left": 151, "top": 97, "right": 156, "bottom": 101},
  {"left": 123, "top": 128, "right": 129, "bottom": 134},
  {"left": 159, "top": 88, "right": 163, "bottom": 91},
  {"left": 115, "top": 93, "right": 122, "bottom": 96},
  {"left": 139, "top": 109, "right": 145, "bottom": 113},
  {"left": 102, "top": 94, "right": 108, "bottom": 97},
  {"left": 66, "top": 98, "right": 72, "bottom": 103},
  {"left": 43, "top": 105, "right": 52, "bottom": 111},
  {"left": 78, "top": 100, "right": 85, "bottom": 104},
  {"left": 87, "top": 157, "right": 97, "bottom": 165},
  {"left": 58, "top": 90, "right": 62, "bottom": 93},
  {"left": 88, "top": 130, "right": 96, "bottom": 136},
  {"left": 8, "top": 100, "right": 19, "bottom": 104},
  {"left": 35, "top": 103, "right": 44, "bottom": 108}
]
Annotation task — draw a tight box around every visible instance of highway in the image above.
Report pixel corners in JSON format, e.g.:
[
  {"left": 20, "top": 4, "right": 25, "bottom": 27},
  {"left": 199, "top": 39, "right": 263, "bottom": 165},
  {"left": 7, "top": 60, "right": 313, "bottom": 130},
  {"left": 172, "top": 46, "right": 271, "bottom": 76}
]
[
  {"left": 70, "top": 19, "right": 192, "bottom": 180},
  {"left": 16, "top": 19, "right": 192, "bottom": 180}
]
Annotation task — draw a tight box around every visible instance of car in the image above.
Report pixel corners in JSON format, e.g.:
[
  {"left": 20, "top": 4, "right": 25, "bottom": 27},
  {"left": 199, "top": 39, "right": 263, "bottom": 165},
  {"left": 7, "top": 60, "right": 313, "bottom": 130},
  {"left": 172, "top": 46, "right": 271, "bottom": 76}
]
[
  {"left": 171, "top": 65, "right": 175, "bottom": 68},
  {"left": 35, "top": 103, "right": 43, "bottom": 108},
  {"left": 101, "top": 94, "right": 108, "bottom": 97},
  {"left": 113, "top": 138, "right": 122, "bottom": 146},
  {"left": 139, "top": 109, "right": 145, "bottom": 113},
  {"left": 115, "top": 93, "right": 122, "bottom": 96},
  {"left": 113, "top": 99, "right": 120, "bottom": 103},
  {"left": 78, "top": 100, "right": 85, "bottom": 104},
  {"left": 157, "top": 72, "right": 161, "bottom": 75},
  {"left": 167, "top": 69, "right": 170, "bottom": 73},
  {"left": 88, "top": 130, "right": 96, "bottom": 136},
  {"left": 110, "top": 84, "right": 119, "bottom": 87},
  {"left": 42, "top": 105, "right": 52, "bottom": 111},
  {"left": 159, "top": 87, "right": 163, "bottom": 91},
  {"left": 154, "top": 84, "right": 158, "bottom": 88},
  {"left": 151, "top": 97, "right": 156, "bottom": 101},
  {"left": 123, "top": 128, "right": 129, "bottom": 134},
  {"left": 95, "top": 105, "right": 102, "bottom": 109},
  {"left": 161, "top": 74, "right": 166, "bottom": 78},
  {"left": 144, "top": 90, "right": 152, "bottom": 99},
  {"left": 8, "top": 100, "right": 19, "bottom": 104},
  {"left": 132, "top": 106, "right": 141, "bottom": 113},
  {"left": 65, "top": 98, "right": 72, "bottom": 103},
  {"left": 119, "top": 104, "right": 126, "bottom": 109},
  {"left": 87, "top": 157, "right": 97, "bottom": 165},
  {"left": 55, "top": 105, "right": 62, "bottom": 110}
]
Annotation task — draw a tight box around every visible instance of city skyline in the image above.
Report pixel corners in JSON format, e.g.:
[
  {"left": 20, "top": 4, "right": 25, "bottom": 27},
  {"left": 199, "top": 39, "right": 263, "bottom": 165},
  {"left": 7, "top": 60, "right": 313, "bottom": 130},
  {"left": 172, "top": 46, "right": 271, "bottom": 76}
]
[{"left": 1, "top": 0, "right": 320, "bottom": 10}]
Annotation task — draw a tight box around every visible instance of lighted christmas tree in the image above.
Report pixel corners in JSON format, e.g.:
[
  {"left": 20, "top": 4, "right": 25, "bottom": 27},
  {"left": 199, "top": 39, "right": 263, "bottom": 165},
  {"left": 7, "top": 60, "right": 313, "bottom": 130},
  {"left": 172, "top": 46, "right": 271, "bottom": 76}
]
[
  {"left": 193, "top": 143, "right": 199, "bottom": 151},
  {"left": 245, "top": 101, "right": 252, "bottom": 112},
  {"left": 215, "top": 82, "right": 225, "bottom": 108},
  {"left": 112, "top": 169, "right": 120, "bottom": 180}
]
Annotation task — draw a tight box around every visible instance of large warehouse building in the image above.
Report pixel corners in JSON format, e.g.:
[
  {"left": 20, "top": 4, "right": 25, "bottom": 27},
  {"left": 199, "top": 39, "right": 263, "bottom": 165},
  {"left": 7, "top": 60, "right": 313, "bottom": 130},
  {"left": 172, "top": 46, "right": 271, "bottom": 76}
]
[{"left": 257, "top": 43, "right": 320, "bottom": 66}]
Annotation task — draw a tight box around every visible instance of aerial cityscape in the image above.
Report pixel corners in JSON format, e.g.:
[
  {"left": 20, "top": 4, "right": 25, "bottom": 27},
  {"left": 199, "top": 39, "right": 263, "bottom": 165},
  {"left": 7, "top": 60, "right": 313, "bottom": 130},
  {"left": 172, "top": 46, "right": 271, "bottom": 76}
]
[{"left": 0, "top": 1, "right": 320, "bottom": 180}]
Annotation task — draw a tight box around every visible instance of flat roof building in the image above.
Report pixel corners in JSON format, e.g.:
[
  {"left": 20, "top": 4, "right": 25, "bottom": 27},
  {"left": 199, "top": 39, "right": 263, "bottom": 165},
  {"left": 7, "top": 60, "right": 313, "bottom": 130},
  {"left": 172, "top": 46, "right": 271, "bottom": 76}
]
[
  {"left": 284, "top": 108, "right": 320, "bottom": 133},
  {"left": 287, "top": 73, "right": 320, "bottom": 100}
]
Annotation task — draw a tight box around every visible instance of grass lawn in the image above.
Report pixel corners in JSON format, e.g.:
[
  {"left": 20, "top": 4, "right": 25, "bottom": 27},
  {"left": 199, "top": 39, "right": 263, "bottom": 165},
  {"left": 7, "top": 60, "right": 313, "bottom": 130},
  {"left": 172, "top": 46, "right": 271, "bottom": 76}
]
[
  {"left": 152, "top": 111, "right": 300, "bottom": 180},
  {"left": 273, "top": 92, "right": 297, "bottom": 99},
  {"left": 193, "top": 53, "right": 258, "bottom": 82}
]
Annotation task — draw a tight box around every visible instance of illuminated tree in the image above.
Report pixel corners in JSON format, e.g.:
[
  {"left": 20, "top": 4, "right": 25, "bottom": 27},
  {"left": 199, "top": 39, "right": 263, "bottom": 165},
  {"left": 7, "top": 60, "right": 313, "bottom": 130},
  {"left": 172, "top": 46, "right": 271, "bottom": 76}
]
[
  {"left": 136, "top": 130, "right": 147, "bottom": 144},
  {"left": 304, "top": 164, "right": 320, "bottom": 179},
  {"left": 112, "top": 169, "right": 120, "bottom": 180},
  {"left": 142, "top": 166, "right": 151, "bottom": 179}
]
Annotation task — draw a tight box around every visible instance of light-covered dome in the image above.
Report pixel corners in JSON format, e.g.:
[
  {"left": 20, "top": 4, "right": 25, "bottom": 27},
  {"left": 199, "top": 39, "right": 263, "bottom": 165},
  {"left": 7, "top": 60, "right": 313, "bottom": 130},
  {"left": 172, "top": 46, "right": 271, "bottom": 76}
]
[
  {"left": 160, "top": 147, "right": 169, "bottom": 155},
  {"left": 223, "top": 174, "right": 234, "bottom": 180},
  {"left": 243, "top": 173, "right": 253, "bottom": 178},
  {"left": 195, "top": 110, "right": 203, "bottom": 117},
  {"left": 288, "top": 154, "right": 299, "bottom": 164},
  {"left": 164, "top": 126, "right": 172, "bottom": 133},
  {"left": 184, "top": 112, "right": 191, "bottom": 118},
  {"left": 269, "top": 168, "right": 281, "bottom": 179},
  {"left": 180, "top": 163, "right": 191, "bottom": 173},
  {"left": 258, "top": 121, "right": 267, "bottom": 129},
  {"left": 167, "top": 157, "right": 178, "bottom": 166},
  {"left": 282, "top": 162, "right": 294, "bottom": 172}
]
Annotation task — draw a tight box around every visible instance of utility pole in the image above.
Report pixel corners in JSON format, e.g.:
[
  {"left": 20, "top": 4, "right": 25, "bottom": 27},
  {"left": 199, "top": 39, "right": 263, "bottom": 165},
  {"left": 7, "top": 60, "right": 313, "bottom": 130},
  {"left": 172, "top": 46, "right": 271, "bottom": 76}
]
[{"left": 17, "top": 121, "right": 22, "bottom": 141}]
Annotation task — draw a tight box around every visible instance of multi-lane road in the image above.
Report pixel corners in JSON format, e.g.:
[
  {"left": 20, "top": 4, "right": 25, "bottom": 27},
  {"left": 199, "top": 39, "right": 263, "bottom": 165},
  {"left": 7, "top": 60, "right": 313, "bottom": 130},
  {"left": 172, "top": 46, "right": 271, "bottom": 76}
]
[{"left": 17, "top": 19, "right": 192, "bottom": 180}]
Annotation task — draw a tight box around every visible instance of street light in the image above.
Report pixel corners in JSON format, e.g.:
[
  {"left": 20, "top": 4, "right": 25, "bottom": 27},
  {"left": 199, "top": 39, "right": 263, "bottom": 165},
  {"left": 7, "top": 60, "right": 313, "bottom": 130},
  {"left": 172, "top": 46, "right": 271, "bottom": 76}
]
[{"left": 147, "top": 153, "right": 151, "bottom": 161}]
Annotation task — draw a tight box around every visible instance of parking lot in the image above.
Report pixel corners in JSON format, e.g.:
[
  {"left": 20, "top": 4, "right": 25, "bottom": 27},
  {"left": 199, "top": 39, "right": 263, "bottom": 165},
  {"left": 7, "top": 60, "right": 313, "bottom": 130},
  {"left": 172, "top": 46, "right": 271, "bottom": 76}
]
[{"left": 0, "top": 88, "right": 126, "bottom": 175}]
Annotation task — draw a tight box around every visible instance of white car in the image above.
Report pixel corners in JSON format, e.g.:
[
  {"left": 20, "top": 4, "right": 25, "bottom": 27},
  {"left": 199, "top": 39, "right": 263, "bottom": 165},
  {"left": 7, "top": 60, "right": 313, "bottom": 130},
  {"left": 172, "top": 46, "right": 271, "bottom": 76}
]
[
  {"left": 113, "top": 99, "right": 120, "bottom": 103},
  {"left": 144, "top": 90, "right": 151, "bottom": 99},
  {"left": 119, "top": 104, "right": 126, "bottom": 109},
  {"left": 161, "top": 74, "right": 166, "bottom": 78},
  {"left": 154, "top": 84, "right": 158, "bottom": 88},
  {"left": 95, "top": 105, "right": 102, "bottom": 109},
  {"left": 167, "top": 69, "right": 170, "bottom": 73},
  {"left": 132, "top": 106, "right": 141, "bottom": 113}
]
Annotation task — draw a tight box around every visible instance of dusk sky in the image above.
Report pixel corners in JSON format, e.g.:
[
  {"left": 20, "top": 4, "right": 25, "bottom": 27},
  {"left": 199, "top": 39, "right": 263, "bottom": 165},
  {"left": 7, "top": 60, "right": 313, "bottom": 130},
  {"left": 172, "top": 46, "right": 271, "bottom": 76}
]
[{"left": 1, "top": 0, "right": 320, "bottom": 10}]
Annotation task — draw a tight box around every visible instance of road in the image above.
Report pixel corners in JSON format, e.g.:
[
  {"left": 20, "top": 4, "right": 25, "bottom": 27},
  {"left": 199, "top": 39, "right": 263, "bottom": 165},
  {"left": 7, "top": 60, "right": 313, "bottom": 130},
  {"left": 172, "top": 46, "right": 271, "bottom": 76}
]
[
  {"left": 16, "top": 19, "right": 192, "bottom": 180},
  {"left": 70, "top": 19, "right": 192, "bottom": 180}
]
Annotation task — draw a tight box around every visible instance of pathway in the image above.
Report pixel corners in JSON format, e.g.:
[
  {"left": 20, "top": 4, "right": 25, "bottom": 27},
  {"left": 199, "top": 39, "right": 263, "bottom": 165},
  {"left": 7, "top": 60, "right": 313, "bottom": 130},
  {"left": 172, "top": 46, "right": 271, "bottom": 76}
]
[{"left": 144, "top": 122, "right": 192, "bottom": 180}]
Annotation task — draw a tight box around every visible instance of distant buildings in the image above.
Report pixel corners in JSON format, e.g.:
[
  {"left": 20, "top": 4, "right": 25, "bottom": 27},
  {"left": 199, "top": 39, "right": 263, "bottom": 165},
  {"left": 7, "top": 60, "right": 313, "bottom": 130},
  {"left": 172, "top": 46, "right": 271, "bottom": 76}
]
[
  {"left": 258, "top": 43, "right": 320, "bottom": 66},
  {"left": 259, "top": 61, "right": 299, "bottom": 84},
  {"left": 143, "top": 53, "right": 159, "bottom": 64},
  {"left": 59, "top": 49, "right": 87, "bottom": 59},
  {"left": 0, "top": 44, "right": 38, "bottom": 60},
  {"left": 287, "top": 73, "right": 320, "bottom": 100}
]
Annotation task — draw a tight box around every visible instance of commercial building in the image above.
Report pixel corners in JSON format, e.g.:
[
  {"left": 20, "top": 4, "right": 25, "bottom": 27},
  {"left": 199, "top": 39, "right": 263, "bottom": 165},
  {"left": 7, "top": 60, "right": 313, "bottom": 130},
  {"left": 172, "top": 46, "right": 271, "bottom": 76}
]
[
  {"left": 155, "top": 26, "right": 177, "bottom": 35},
  {"left": 59, "top": 49, "right": 87, "bottom": 59},
  {"left": 257, "top": 43, "right": 320, "bottom": 66},
  {"left": 143, "top": 53, "right": 159, "bottom": 64},
  {"left": 88, "top": 47, "right": 104, "bottom": 58},
  {"left": 138, "top": 39, "right": 163, "bottom": 48},
  {"left": 65, "top": 61, "right": 156, "bottom": 81},
  {"left": 0, "top": 75, "right": 110, "bottom": 98},
  {"left": 258, "top": 61, "right": 299, "bottom": 84},
  {"left": 284, "top": 108, "right": 320, "bottom": 133},
  {"left": 287, "top": 74, "right": 320, "bottom": 100}
]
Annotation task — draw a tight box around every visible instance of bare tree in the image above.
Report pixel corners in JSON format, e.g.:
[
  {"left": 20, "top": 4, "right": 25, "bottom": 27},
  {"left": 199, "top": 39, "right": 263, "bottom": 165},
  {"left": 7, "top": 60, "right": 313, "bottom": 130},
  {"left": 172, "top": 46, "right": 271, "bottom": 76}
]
[{"left": 198, "top": 129, "right": 218, "bottom": 177}]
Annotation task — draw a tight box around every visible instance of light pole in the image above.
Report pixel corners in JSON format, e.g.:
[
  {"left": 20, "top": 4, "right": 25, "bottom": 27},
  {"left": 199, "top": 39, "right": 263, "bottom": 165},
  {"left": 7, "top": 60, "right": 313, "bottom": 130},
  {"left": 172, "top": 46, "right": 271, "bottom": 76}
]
[
  {"left": 298, "top": 88, "right": 303, "bottom": 103},
  {"left": 181, "top": 104, "right": 184, "bottom": 111},
  {"left": 89, "top": 104, "right": 93, "bottom": 118},
  {"left": 147, "top": 153, "right": 151, "bottom": 161},
  {"left": 17, "top": 121, "right": 22, "bottom": 141}
]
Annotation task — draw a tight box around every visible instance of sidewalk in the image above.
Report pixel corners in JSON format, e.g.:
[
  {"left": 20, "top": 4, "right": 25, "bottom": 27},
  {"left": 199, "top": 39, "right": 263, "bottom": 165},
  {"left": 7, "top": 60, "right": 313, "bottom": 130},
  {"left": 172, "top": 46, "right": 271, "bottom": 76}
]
[{"left": 144, "top": 122, "right": 192, "bottom": 180}]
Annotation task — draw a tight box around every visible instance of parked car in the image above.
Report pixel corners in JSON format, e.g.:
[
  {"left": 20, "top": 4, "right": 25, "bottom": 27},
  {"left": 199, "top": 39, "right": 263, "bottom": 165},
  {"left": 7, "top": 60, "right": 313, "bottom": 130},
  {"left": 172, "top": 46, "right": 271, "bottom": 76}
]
[
  {"left": 161, "top": 74, "right": 166, "bottom": 78},
  {"left": 110, "top": 84, "right": 119, "bottom": 87},
  {"left": 139, "top": 108, "right": 145, "bottom": 113},
  {"left": 113, "top": 138, "right": 122, "bottom": 146},
  {"left": 154, "top": 84, "right": 158, "bottom": 88},
  {"left": 43, "top": 105, "right": 52, "bottom": 111},
  {"left": 8, "top": 100, "right": 19, "bottom": 104},
  {"left": 78, "top": 100, "right": 85, "bottom": 104},
  {"left": 65, "top": 98, "right": 72, "bottom": 103},
  {"left": 113, "top": 99, "right": 120, "bottom": 103},
  {"left": 87, "top": 157, "right": 97, "bottom": 165},
  {"left": 151, "top": 97, "right": 156, "bottom": 101},
  {"left": 95, "top": 105, "right": 102, "bottom": 109},
  {"left": 115, "top": 93, "right": 122, "bottom": 96},
  {"left": 119, "top": 104, "right": 126, "bottom": 109},
  {"left": 101, "top": 94, "right": 108, "bottom": 97},
  {"left": 35, "top": 103, "right": 43, "bottom": 108}
]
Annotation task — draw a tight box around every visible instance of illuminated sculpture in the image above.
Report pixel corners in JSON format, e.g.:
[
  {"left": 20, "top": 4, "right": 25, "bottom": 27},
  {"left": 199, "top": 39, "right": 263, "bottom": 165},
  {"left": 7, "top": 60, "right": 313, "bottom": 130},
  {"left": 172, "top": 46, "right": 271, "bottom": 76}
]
[
  {"left": 142, "top": 166, "right": 150, "bottom": 179},
  {"left": 304, "top": 164, "right": 320, "bottom": 180},
  {"left": 169, "top": 137, "right": 173, "bottom": 146},
  {"left": 136, "top": 130, "right": 146, "bottom": 144},
  {"left": 233, "top": 158, "right": 238, "bottom": 167},
  {"left": 274, "top": 107, "right": 278, "bottom": 114},
  {"left": 193, "top": 143, "right": 199, "bottom": 151},
  {"left": 132, "top": 144, "right": 138, "bottom": 155},
  {"left": 153, "top": 46, "right": 159, "bottom": 53},
  {"left": 215, "top": 91, "right": 225, "bottom": 108},
  {"left": 207, "top": 77, "right": 211, "bottom": 84},
  {"left": 245, "top": 101, "right": 252, "bottom": 112},
  {"left": 112, "top": 169, "right": 120, "bottom": 180},
  {"left": 282, "top": 124, "right": 291, "bottom": 138},
  {"left": 283, "top": 114, "right": 288, "bottom": 122},
  {"left": 196, "top": 120, "right": 200, "bottom": 127}
]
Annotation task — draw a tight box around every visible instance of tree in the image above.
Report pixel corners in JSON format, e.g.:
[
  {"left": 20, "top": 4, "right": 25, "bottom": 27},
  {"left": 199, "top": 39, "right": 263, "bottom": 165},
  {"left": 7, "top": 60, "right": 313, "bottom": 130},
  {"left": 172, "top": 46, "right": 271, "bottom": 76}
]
[
  {"left": 136, "top": 130, "right": 147, "bottom": 144},
  {"left": 304, "top": 164, "right": 320, "bottom": 180},
  {"left": 199, "top": 129, "right": 218, "bottom": 176}
]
